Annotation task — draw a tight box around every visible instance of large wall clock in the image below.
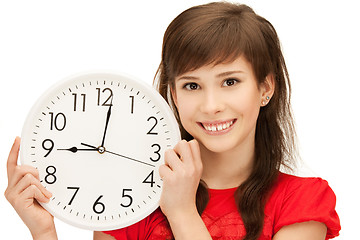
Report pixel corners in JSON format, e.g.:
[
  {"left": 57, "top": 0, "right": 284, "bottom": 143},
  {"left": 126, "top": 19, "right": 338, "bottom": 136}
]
[{"left": 19, "top": 71, "right": 181, "bottom": 231}]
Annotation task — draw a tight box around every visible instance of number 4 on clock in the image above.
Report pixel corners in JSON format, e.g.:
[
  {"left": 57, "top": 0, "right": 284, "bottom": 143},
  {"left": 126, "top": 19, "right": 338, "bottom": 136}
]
[{"left": 142, "top": 170, "right": 155, "bottom": 187}]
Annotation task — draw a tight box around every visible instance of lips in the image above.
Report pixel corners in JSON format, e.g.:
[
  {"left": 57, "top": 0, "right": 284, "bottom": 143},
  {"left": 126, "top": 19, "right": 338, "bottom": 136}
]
[{"left": 199, "top": 119, "right": 236, "bottom": 133}]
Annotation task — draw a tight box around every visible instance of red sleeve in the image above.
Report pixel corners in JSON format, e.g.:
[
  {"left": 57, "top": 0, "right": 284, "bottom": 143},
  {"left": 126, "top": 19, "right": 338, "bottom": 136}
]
[
  {"left": 274, "top": 176, "right": 341, "bottom": 239},
  {"left": 103, "top": 208, "right": 172, "bottom": 240}
]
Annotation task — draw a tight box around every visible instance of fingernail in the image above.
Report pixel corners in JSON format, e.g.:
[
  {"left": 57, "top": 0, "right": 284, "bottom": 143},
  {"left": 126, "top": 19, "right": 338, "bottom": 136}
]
[
  {"left": 13, "top": 136, "right": 20, "bottom": 146},
  {"left": 45, "top": 189, "right": 53, "bottom": 198}
]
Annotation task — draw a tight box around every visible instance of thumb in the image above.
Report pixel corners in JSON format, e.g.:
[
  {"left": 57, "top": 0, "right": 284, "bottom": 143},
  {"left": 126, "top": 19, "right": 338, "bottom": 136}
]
[{"left": 7, "top": 137, "right": 21, "bottom": 181}]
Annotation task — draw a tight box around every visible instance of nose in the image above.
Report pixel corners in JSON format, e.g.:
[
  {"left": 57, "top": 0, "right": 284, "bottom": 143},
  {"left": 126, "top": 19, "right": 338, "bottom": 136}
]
[{"left": 200, "top": 88, "right": 225, "bottom": 115}]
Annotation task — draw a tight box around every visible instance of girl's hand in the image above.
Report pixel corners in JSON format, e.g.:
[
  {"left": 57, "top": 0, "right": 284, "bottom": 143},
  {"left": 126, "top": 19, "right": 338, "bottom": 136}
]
[
  {"left": 5, "top": 137, "right": 57, "bottom": 239},
  {"left": 159, "top": 139, "right": 203, "bottom": 220}
]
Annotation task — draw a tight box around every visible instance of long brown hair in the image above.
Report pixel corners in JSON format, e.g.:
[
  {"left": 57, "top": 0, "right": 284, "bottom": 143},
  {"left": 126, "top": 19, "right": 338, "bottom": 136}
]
[{"left": 155, "top": 2, "right": 296, "bottom": 239}]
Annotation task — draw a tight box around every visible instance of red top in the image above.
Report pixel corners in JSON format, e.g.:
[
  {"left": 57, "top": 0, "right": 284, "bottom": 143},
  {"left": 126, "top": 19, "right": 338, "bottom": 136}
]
[{"left": 104, "top": 172, "right": 341, "bottom": 239}]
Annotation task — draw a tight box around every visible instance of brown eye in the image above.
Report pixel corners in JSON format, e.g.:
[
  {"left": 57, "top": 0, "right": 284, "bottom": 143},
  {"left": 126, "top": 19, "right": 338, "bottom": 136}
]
[
  {"left": 184, "top": 82, "right": 199, "bottom": 90},
  {"left": 223, "top": 78, "right": 238, "bottom": 87}
]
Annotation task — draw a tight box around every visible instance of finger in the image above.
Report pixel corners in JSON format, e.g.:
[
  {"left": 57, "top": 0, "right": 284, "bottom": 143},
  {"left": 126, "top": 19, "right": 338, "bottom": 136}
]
[
  {"left": 173, "top": 140, "right": 193, "bottom": 164},
  {"left": 16, "top": 173, "right": 52, "bottom": 199},
  {"left": 164, "top": 149, "right": 182, "bottom": 171},
  {"left": 8, "top": 165, "right": 39, "bottom": 190},
  {"left": 159, "top": 164, "right": 172, "bottom": 181},
  {"left": 20, "top": 184, "right": 51, "bottom": 204},
  {"left": 7, "top": 137, "right": 21, "bottom": 180},
  {"left": 188, "top": 139, "right": 202, "bottom": 170}
]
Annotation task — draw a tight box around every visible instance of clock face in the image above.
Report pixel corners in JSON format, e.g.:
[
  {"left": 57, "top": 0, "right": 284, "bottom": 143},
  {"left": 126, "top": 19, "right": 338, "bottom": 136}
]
[{"left": 20, "top": 72, "right": 180, "bottom": 231}]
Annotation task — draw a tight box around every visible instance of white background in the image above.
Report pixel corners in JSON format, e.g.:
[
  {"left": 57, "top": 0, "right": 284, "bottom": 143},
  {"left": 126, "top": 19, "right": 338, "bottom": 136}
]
[{"left": 0, "top": 0, "right": 358, "bottom": 239}]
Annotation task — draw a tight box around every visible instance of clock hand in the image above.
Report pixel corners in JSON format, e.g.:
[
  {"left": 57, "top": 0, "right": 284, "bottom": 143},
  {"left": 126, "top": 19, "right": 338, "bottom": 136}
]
[
  {"left": 81, "top": 143, "right": 155, "bottom": 167},
  {"left": 57, "top": 147, "right": 98, "bottom": 153},
  {"left": 81, "top": 143, "right": 98, "bottom": 149},
  {"left": 106, "top": 149, "right": 156, "bottom": 167},
  {"left": 100, "top": 104, "right": 112, "bottom": 148},
  {"left": 80, "top": 143, "right": 105, "bottom": 154}
]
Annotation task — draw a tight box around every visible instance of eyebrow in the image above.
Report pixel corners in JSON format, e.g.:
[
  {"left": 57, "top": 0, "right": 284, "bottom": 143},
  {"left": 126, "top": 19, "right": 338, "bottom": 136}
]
[
  {"left": 217, "top": 71, "right": 244, "bottom": 78},
  {"left": 177, "top": 71, "right": 244, "bottom": 81}
]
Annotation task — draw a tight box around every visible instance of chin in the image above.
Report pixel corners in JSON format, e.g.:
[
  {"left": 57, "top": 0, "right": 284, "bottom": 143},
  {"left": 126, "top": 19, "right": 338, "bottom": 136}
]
[{"left": 197, "top": 136, "right": 239, "bottom": 154}]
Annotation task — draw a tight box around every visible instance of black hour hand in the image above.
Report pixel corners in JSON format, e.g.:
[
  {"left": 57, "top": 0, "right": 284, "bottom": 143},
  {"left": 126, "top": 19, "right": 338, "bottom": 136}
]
[{"left": 58, "top": 147, "right": 98, "bottom": 153}]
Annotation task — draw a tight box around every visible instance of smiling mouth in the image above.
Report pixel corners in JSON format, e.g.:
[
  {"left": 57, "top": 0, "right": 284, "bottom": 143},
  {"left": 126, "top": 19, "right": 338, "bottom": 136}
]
[{"left": 200, "top": 119, "right": 236, "bottom": 132}]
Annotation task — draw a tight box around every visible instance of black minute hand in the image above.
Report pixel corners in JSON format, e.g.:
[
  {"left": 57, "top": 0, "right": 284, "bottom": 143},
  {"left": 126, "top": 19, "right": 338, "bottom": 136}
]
[
  {"left": 101, "top": 104, "right": 112, "bottom": 147},
  {"left": 81, "top": 143, "right": 155, "bottom": 167}
]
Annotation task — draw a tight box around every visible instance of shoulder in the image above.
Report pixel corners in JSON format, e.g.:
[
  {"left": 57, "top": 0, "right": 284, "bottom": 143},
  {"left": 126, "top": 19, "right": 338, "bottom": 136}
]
[
  {"left": 268, "top": 172, "right": 336, "bottom": 204},
  {"left": 274, "top": 172, "right": 330, "bottom": 191},
  {"left": 266, "top": 172, "right": 337, "bottom": 221},
  {"left": 266, "top": 172, "right": 341, "bottom": 239}
]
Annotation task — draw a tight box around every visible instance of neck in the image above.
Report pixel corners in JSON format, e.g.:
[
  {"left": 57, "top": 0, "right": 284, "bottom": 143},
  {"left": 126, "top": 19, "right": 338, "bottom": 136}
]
[{"left": 199, "top": 137, "right": 255, "bottom": 190}]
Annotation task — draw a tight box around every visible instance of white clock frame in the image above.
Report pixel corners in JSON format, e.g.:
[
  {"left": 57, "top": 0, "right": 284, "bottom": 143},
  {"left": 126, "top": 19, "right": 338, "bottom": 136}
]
[{"left": 20, "top": 71, "right": 181, "bottom": 231}]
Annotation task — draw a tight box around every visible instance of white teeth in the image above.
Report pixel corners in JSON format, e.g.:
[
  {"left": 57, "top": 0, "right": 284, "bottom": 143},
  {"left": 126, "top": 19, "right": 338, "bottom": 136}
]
[{"left": 202, "top": 120, "right": 234, "bottom": 132}]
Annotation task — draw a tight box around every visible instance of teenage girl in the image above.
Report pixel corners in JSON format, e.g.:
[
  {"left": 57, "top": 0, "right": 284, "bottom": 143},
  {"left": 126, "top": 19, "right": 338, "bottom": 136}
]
[{"left": 5, "top": 2, "right": 340, "bottom": 240}]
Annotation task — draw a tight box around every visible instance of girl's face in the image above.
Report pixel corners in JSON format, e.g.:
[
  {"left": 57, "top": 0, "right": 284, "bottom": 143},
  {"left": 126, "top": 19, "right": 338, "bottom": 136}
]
[{"left": 172, "top": 56, "right": 273, "bottom": 154}]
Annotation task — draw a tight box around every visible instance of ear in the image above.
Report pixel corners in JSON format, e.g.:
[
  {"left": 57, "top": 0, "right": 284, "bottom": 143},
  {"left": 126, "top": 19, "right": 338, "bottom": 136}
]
[{"left": 260, "top": 74, "right": 275, "bottom": 106}]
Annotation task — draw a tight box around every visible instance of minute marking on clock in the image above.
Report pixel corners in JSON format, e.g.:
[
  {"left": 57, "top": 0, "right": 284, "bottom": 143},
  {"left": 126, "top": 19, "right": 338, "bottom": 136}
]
[{"left": 80, "top": 143, "right": 155, "bottom": 167}]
